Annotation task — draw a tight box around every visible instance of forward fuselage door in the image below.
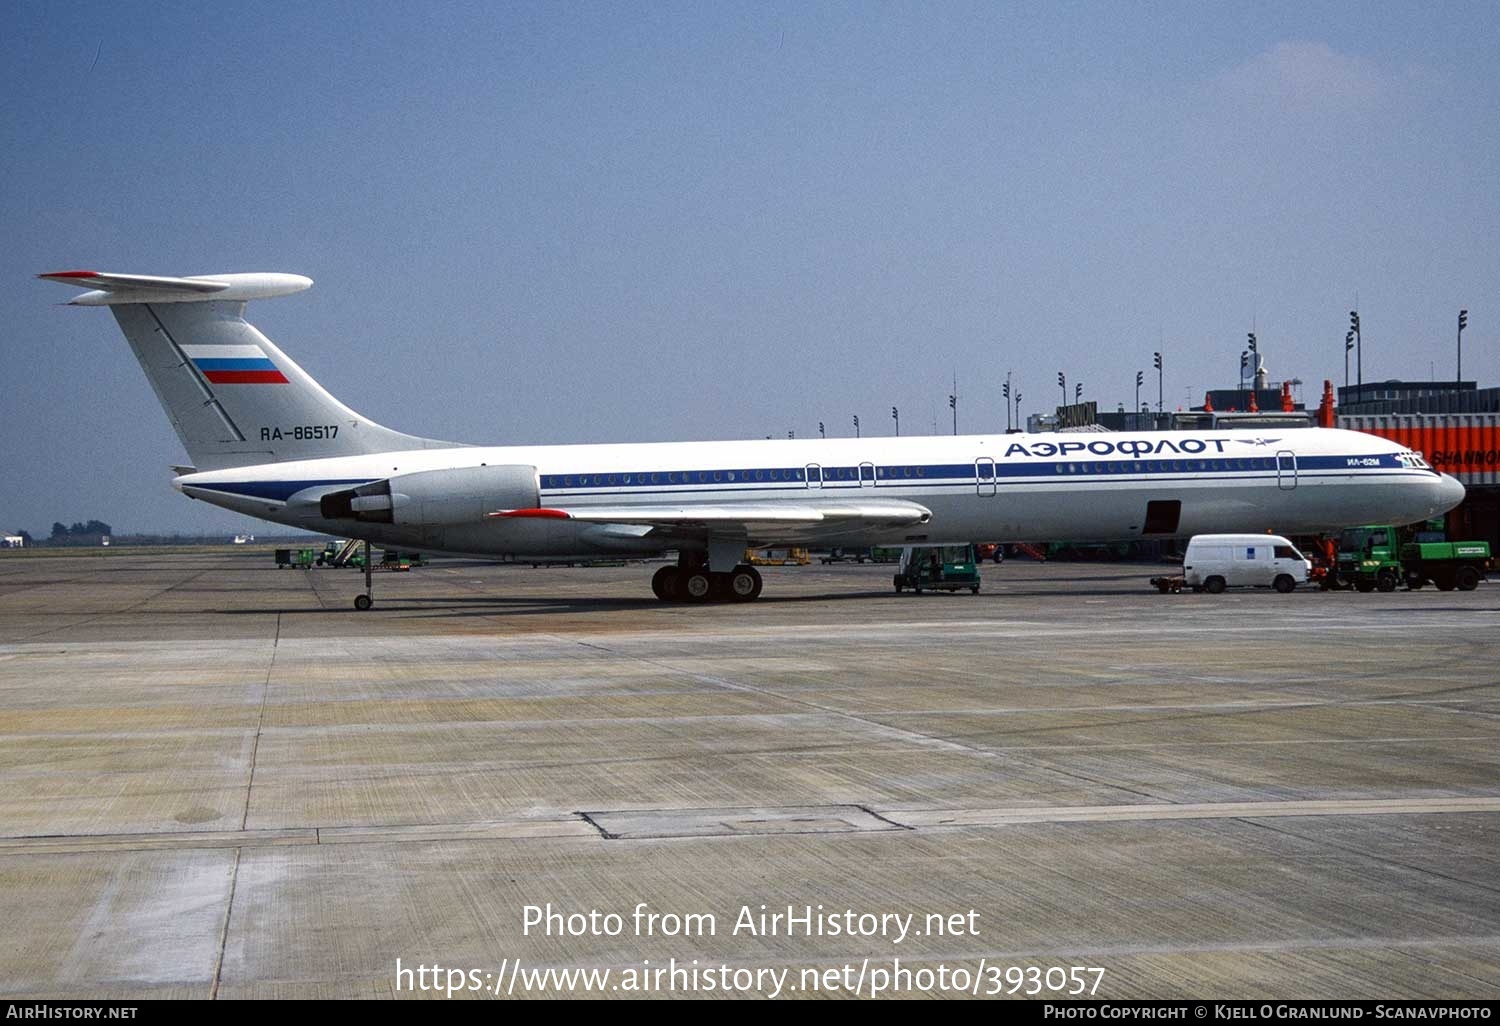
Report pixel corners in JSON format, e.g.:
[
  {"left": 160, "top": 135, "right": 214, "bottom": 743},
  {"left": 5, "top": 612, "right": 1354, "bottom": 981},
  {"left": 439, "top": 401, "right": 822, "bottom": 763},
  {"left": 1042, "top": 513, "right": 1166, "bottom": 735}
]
[
  {"left": 975, "top": 457, "right": 997, "bottom": 497},
  {"left": 1276, "top": 450, "right": 1298, "bottom": 491}
]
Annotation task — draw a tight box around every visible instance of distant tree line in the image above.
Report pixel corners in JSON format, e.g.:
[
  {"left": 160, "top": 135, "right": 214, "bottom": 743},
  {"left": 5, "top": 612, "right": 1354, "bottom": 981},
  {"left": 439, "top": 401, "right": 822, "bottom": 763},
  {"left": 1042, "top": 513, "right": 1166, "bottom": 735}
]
[
  {"left": 53, "top": 520, "right": 113, "bottom": 538},
  {"left": 2, "top": 526, "right": 330, "bottom": 550},
  {"left": 42, "top": 520, "right": 113, "bottom": 547}
]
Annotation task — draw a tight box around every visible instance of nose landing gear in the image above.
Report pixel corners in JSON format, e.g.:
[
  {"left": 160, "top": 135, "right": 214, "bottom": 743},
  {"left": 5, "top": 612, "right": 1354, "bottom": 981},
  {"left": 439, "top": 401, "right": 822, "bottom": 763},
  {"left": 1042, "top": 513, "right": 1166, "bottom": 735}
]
[{"left": 353, "top": 540, "right": 374, "bottom": 610}]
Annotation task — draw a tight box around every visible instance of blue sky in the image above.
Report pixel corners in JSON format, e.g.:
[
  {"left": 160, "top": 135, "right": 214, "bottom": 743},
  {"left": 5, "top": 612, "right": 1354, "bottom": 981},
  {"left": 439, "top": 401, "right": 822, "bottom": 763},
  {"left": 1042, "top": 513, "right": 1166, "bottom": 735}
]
[{"left": 3, "top": 1, "right": 1498, "bottom": 534}]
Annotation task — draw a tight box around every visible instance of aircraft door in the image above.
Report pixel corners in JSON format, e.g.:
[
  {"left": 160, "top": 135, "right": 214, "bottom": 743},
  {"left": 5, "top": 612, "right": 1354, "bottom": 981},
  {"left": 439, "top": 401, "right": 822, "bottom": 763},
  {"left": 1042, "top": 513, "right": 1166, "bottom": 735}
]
[
  {"left": 805, "top": 464, "right": 822, "bottom": 489},
  {"left": 1276, "top": 450, "right": 1297, "bottom": 490},
  {"left": 860, "top": 462, "right": 875, "bottom": 487},
  {"left": 975, "top": 457, "right": 997, "bottom": 497}
]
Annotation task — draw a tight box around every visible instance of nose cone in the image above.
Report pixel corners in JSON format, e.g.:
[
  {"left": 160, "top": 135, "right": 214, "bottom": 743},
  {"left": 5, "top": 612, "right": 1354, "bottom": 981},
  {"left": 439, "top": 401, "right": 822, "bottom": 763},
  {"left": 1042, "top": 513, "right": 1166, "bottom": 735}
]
[{"left": 1435, "top": 473, "right": 1466, "bottom": 513}]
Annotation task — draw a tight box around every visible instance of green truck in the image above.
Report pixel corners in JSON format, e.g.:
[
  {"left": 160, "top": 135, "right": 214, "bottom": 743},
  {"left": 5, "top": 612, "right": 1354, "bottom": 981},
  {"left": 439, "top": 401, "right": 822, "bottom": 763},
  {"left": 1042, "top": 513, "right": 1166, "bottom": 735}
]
[
  {"left": 1334, "top": 524, "right": 1490, "bottom": 592},
  {"left": 274, "top": 547, "right": 316, "bottom": 569},
  {"left": 893, "top": 544, "right": 982, "bottom": 594}
]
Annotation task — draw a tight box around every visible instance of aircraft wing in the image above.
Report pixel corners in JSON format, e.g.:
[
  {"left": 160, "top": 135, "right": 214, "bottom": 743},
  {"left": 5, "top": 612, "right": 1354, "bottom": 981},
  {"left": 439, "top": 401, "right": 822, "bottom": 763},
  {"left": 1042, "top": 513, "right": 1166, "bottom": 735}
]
[{"left": 491, "top": 498, "right": 932, "bottom": 533}]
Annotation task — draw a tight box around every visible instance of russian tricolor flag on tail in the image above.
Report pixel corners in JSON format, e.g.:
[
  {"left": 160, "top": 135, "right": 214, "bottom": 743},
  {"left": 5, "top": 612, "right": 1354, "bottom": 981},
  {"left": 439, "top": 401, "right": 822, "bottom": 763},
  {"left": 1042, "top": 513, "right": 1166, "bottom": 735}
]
[{"left": 182, "top": 344, "right": 288, "bottom": 384}]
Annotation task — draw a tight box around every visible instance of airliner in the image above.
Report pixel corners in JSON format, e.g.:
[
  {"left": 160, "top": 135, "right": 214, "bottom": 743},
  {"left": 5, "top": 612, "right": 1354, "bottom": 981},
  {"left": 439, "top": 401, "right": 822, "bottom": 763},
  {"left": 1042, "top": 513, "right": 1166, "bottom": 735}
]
[{"left": 42, "top": 270, "right": 1465, "bottom": 608}]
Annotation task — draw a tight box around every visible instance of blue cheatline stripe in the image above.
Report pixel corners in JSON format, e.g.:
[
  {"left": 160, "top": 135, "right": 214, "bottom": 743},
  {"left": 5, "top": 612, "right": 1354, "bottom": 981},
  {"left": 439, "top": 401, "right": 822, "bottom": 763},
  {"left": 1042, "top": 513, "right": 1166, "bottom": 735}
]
[
  {"left": 542, "top": 472, "right": 1426, "bottom": 500},
  {"left": 537, "top": 454, "right": 1410, "bottom": 491},
  {"left": 191, "top": 357, "right": 280, "bottom": 371},
  {"left": 186, "top": 455, "right": 1427, "bottom": 505}
]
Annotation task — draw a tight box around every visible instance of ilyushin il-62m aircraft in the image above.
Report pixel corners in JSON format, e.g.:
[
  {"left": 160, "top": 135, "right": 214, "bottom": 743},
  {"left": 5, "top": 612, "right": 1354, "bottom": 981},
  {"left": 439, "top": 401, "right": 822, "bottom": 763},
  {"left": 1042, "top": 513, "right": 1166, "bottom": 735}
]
[{"left": 43, "top": 270, "right": 1465, "bottom": 609}]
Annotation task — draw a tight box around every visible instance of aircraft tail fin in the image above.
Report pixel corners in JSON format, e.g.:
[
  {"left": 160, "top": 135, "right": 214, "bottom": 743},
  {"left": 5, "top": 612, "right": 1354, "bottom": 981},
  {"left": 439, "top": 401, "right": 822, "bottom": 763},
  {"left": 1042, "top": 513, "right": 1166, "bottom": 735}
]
[{"left": 41, "top": 270, "right": 457, "bottom": 470}]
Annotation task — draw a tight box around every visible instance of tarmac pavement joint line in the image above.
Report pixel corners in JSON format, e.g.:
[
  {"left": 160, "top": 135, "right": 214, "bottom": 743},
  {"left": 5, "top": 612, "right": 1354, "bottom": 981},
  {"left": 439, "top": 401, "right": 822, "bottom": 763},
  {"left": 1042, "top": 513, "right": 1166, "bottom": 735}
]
[
  {"left": 1, "top": 796, "right": 1497, "bottom": 856},
  {"left": 891, "top": 796, "right": 1500, "bottom": 828}
]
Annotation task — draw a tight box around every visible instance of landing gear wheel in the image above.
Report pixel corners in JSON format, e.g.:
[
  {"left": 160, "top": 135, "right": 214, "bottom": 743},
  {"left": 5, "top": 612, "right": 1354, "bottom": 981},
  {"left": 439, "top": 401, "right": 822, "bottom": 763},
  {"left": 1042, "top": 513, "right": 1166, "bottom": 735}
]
[
  {"left": 1273, "top": 574, "right": 1295, "bottom": 594},
  {"left": 1376, "top": 568, "right": 1398, "bottom": 593},
  {"left": 651, "top": 566, "right": 681, "bottom": 602},
  {"left": 681, "top": 571, "right": 714, "bottom": 602},
  {"left": 726, "top": 565, "right": 762, "bottom": 602},
  {"left": 353, "top": 594, "right": 373, "bottom": 611},
  {"left": 1204, "top": 576, "right": 1226, "bottom": 595},
  {"left": 1456, "top": 566, "right": 1480, "bottom": 591}
]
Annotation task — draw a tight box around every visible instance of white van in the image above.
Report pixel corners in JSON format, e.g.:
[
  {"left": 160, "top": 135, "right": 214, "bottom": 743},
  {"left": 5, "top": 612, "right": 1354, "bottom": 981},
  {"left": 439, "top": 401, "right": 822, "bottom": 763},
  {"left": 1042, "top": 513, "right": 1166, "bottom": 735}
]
[{"left": 1182, "top": 534, "right": 1311, "bottom": 594}]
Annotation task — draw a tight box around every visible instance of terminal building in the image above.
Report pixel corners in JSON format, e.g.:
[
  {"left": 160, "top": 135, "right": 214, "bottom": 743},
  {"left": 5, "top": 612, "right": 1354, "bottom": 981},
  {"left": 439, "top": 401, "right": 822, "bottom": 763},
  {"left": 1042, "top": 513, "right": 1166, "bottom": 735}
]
[{"left": 1336, "top": 382, "right": 1500, "bottom": 549}]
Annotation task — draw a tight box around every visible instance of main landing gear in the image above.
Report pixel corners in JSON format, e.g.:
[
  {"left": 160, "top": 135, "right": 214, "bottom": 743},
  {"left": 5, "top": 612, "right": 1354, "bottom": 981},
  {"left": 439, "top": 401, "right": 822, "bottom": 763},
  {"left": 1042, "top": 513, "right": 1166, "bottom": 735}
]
[{"left": 651, "top": 559, "right": 763, "bottom": 603}]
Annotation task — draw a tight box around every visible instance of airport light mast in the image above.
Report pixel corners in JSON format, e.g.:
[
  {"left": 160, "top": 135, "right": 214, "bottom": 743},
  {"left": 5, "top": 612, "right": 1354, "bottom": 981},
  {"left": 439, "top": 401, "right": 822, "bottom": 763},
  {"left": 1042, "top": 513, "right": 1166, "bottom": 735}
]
[
  {"left": 1350, "top": 309, "right": 1362, "bottom": 402},
  {"left": 1153, "top": 351, "right": 1163, "bottom": 413},
  {"left": 1458, "top": 309, "right": 1468, "bottom": 388}
]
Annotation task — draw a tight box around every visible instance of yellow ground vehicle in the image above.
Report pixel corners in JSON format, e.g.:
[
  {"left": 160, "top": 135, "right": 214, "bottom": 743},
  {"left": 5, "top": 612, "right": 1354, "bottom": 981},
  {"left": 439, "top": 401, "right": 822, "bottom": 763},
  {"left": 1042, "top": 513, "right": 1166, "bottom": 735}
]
[{"left": 745, "top": 547, "right": 811, "bottom": 566}]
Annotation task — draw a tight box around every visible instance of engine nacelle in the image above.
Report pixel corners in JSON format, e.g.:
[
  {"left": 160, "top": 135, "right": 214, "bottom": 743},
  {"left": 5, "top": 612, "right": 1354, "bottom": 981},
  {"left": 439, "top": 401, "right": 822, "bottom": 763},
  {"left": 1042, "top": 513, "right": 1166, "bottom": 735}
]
[{"left": 320, "top": 465, "right": 538, "bottom": 526}]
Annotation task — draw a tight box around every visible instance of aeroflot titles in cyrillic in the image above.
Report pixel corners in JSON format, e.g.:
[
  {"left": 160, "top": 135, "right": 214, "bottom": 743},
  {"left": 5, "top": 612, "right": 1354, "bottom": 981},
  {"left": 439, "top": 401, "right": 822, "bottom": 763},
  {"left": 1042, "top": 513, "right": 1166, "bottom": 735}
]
[{"left": 1003, "top": 437, "right": 1236, "bottom": 458}]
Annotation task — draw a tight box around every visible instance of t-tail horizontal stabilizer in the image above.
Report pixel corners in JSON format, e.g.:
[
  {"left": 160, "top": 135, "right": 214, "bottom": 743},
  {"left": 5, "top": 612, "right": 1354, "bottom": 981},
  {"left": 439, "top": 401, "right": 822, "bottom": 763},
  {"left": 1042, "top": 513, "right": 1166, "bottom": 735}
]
[{"left": 39, "top": 270, "right": 312, "bottom": 305}]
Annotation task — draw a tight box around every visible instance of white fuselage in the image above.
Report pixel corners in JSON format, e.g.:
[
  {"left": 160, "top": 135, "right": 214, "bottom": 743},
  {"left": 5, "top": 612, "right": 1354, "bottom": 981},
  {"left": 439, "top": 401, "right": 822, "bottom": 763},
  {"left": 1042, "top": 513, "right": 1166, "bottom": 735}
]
[{"left": 175, "top": 427, "right": 1465, "bottom": 559}]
